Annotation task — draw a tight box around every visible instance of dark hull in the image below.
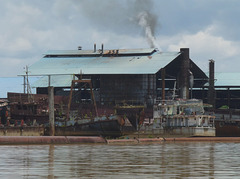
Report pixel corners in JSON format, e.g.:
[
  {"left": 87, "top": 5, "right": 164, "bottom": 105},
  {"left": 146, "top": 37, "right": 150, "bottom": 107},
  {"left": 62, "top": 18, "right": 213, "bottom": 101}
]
[
  {"left": 215, "top": 120, "right": 240, "bottom": 137},
  {"left": 214, "top": 111, "right": 240, "bottom": 137},
  {"left": 45, "top": 119, "right": 123, "bottom": 137}
]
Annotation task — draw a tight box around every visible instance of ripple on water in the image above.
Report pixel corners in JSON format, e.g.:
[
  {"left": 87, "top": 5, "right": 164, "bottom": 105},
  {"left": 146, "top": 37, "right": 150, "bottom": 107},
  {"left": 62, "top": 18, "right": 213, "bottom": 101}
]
[{"left": 0, "top": 142, "right": 240, "bottom": 178}]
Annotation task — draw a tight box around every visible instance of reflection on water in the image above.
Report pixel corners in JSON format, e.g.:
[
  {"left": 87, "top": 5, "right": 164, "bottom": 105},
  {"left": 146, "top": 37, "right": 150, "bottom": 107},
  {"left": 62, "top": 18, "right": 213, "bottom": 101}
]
[{"left": 0, "top": 142, "right": 240, "bottom": 178}]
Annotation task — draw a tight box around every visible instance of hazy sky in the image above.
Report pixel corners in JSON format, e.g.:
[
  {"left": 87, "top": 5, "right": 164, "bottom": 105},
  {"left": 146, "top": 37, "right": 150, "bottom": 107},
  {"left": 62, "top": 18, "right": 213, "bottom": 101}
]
[{"left": 0, "top": 0, "right": 239, "bottom": 77}]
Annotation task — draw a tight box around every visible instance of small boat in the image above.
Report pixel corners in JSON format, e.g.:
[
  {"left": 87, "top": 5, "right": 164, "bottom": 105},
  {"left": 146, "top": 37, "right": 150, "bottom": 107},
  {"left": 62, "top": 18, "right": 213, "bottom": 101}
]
[{"left": 138, "top": 98, "right": 216, "bottom": 137}]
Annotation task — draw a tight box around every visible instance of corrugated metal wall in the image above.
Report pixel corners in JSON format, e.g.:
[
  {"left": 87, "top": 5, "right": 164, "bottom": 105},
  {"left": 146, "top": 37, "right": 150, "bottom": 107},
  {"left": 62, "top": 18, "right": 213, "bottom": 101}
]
[{"left": 99, "top": 74, "right": 156, "bottom": 106}]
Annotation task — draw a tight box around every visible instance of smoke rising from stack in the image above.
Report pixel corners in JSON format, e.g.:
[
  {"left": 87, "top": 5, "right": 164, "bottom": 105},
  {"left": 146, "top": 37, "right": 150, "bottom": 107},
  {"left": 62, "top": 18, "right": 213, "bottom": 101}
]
[
  {"left": 138, "top": 11, "right": 159, "bottom": 48},
  {"left": 73, "top": 0, "right": 160, "bottom": 49}
]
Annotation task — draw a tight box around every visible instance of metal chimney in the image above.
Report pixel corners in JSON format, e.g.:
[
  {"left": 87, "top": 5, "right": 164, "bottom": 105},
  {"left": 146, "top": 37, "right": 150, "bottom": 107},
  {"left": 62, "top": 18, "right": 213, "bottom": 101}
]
[
  {"left": 208, "top": 59, "right": 215, "bottom": 108},
  {"left": 101, "top": 43, "right": 104, "bottom": 53},
  {"left": 179, "top": 48, "right": 190, "bottom": 99}
]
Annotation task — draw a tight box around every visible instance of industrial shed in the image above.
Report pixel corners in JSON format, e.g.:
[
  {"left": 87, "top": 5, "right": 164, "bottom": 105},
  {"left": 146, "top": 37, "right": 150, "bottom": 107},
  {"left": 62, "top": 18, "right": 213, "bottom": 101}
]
[
  {"left": 200, "top": 72, "right": 240, "bottom": 109},
  {"left": 24, "top": 46, "right": 208, "bottom": 118}
]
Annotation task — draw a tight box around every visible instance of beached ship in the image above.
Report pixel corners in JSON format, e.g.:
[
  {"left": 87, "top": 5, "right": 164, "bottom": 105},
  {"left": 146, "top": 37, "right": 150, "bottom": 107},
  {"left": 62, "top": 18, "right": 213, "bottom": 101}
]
[
  {"left": 7, "top": 83, "right": 136, "bottom": 137},
  {"left": 137, "top": 98, "right": 216, "bottom": 137},
  {"left": 44, "top": 115, "right": 125, "bottom": 137}
]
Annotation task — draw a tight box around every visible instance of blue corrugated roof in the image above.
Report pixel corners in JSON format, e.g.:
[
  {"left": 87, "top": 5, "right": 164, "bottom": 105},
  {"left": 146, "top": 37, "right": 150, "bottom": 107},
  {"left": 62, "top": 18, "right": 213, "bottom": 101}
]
[
  {"left": 25, "top": 48, "right": 180, "bottom": 76},
  {"left": 32, "top": 75, "right": 74, "bottom": 88},
  {"left": 215, "top": 73, "right": 240, "bottom": 86},
  {"left": 203, "top": 72, "right": 240, "bottom": 88}
]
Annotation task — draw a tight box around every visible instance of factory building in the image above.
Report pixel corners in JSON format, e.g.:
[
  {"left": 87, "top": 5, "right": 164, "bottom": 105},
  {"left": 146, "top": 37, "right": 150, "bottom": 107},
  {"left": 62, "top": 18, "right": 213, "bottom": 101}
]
[{"left": 24, "top": 46, "right": 208, "bottom": 118}]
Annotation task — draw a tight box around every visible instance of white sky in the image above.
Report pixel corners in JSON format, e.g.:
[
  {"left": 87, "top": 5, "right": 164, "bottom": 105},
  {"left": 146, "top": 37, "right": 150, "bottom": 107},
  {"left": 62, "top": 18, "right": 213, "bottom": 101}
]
[{"left": 0, "top": 0, "right": 240, "bottom": 77}]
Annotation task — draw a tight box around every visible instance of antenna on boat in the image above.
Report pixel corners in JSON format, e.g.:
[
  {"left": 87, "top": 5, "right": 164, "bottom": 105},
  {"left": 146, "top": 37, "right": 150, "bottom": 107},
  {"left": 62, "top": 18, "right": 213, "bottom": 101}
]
[{"left": 23, "top": 65, "right": 33, "bottom": 102}]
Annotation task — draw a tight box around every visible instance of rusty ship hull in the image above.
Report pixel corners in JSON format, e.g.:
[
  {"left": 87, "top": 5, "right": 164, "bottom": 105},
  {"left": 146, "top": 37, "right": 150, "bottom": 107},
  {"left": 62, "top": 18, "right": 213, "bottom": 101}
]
[{"left": 45, "top": 119, "right": 123, "bottom": 137}]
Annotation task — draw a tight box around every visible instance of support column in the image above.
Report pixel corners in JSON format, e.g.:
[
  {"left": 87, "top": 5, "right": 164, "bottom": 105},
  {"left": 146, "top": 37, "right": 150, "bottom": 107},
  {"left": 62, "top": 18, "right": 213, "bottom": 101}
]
[{"left": 48, "top": 76, "right": 55, "bottom": 136}]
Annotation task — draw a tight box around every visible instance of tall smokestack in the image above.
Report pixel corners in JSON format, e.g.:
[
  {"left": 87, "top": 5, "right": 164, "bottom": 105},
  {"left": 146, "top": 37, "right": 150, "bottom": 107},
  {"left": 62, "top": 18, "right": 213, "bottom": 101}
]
[
  {"left": 208, "top": 59, "right": 215, "bottom": 108},
  {"left": 94, "top": 43, "right": 96, "bottom": 52},
  {"left": 179, "top": 48, "right": 190, "bottom": 99},
  {"left": 101, "top": 43, "right": 104, "bottom": 54}
]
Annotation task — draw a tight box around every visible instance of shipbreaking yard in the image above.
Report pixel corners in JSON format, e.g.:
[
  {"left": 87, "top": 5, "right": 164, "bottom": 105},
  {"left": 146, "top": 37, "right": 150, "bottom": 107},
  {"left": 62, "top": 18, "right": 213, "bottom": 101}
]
[{"left": 1, "top": 44, "right": 240, "bottom": 143}]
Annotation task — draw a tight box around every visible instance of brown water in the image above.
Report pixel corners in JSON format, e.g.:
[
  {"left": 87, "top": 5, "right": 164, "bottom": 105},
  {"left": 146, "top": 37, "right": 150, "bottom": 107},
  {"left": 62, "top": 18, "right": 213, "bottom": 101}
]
[{"left": 0, "top": 142, "right": 240, "bottom": 178}]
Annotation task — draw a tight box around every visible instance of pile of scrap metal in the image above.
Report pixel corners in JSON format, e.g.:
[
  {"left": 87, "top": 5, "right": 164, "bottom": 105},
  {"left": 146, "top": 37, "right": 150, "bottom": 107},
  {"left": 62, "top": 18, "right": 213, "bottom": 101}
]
[
  {"left": 0, "top": 98, "right": 44, "bottom": 136},
  {"left": 8, "top": 92, "right": 69, "bottom": 126}
]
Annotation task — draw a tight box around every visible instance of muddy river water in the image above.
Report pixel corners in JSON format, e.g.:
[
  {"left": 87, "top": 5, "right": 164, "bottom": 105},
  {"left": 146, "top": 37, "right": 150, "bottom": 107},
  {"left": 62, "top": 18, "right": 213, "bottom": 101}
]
[{"left": 0, "top": 141, "right": 239, "bottom": 178}]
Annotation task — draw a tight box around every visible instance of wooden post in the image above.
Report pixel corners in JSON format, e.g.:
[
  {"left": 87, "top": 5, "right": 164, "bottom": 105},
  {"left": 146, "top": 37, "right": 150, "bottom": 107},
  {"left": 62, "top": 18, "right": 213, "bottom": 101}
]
[
  {"left": 48, "top": 76, "right": 55, "bottom": 136},
  {"left": 48, "top": 86, "right": 55, "bottom": 136}
]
